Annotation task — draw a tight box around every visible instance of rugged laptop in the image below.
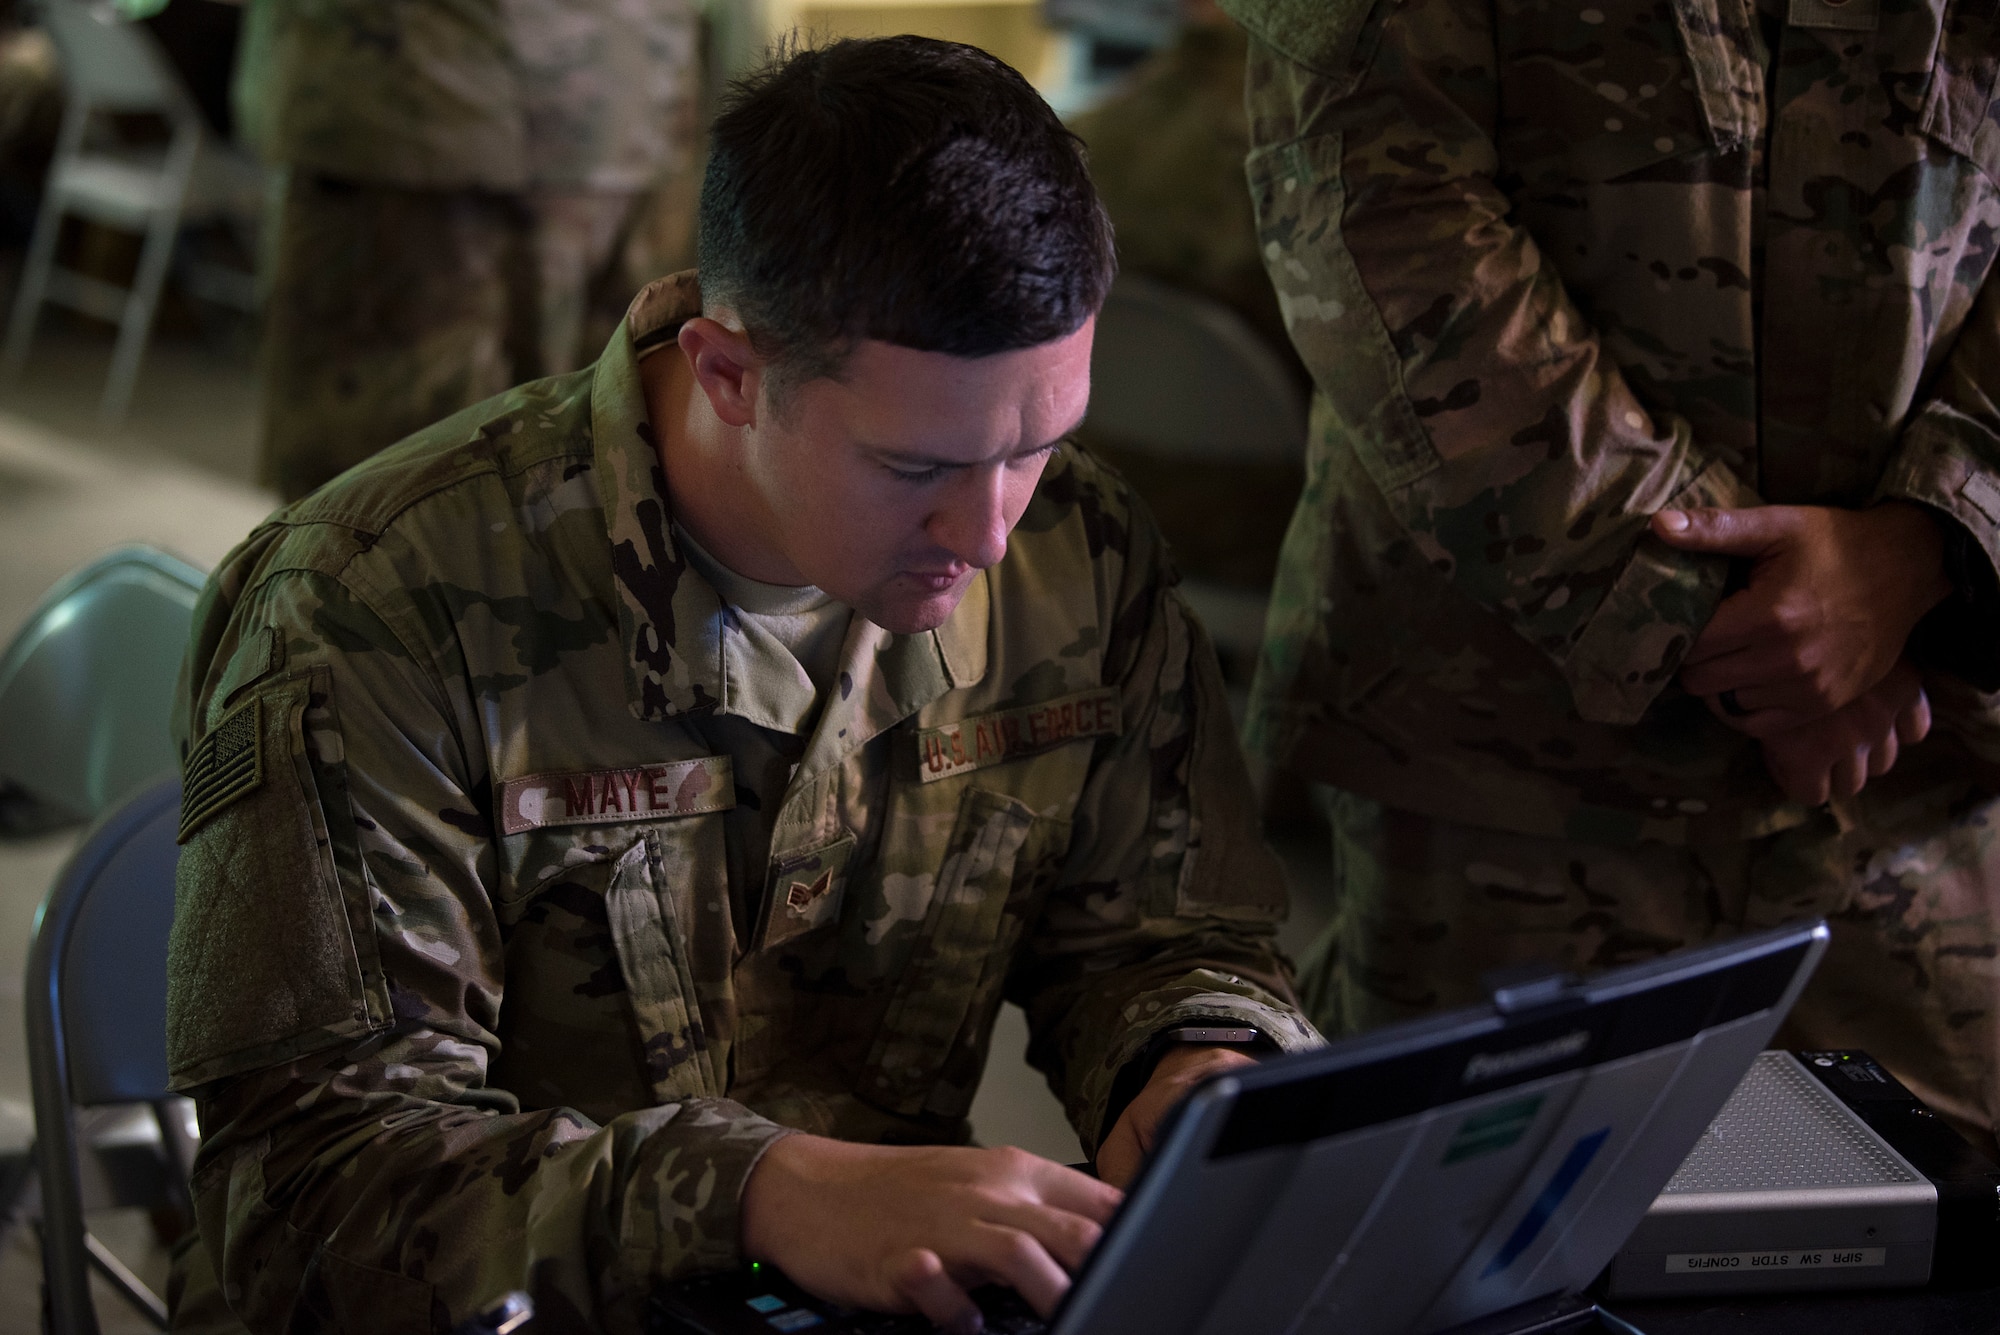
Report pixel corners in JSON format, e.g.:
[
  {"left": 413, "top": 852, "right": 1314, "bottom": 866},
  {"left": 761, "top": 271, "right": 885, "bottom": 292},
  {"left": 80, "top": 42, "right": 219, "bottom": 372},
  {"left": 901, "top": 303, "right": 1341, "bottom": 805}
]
[{"left": 654, "top": 920, "right": 1829, "bottom": 1335}]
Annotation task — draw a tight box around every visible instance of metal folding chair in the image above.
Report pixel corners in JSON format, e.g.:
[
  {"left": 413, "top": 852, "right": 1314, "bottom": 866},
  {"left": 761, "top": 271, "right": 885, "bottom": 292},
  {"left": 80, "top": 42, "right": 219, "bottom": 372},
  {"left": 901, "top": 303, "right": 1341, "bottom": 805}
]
[
  {"left": 1084, "top": 272, "right": 1308, "bottom": 666},
  {"left": 1, "top": 0, "right": 262, "bottom": 421},
  {"left": 25, "top": 775, "right": 189, "bottom": 1333},
  {"left": 0, "top": 543, "right": 203, "bottom": 830},
  {"left": 0, "top": 546, "right": 203, "bottom": 1326}
]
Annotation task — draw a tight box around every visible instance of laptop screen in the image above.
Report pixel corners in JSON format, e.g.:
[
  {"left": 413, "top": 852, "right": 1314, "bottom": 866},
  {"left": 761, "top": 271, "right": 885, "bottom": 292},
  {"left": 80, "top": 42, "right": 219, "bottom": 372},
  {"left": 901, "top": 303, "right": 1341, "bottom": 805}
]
[{"left": 1054, "top": 922, "right": 1827, "bottom": 1335}]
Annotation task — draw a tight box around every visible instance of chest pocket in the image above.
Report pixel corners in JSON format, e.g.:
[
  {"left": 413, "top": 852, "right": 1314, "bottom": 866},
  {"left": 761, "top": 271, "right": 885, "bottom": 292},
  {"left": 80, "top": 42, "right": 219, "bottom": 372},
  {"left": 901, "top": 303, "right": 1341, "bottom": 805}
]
[
  {"left": 1924, "top": 0, "right": 2000, "bottom": 184},
  {"left": 1499, "top": 0, "right": 1761, "bottom": 185},
  {"left": 494, "top": 811, "right": 733, "bottom": 1114},
  {"left": 860, "top": 786, "right": 1071, "bottom": 1121}
]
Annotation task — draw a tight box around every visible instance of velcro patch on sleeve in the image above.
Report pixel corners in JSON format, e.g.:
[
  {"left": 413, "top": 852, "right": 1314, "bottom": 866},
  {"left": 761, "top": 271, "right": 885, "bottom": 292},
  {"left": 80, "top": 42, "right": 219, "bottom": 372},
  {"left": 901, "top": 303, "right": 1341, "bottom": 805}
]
[
  {"left": 177, "top": 697, "right": 265, "bottom": 844},
  {"left": 498, "top": 755, "right": 735, "bottom": 834},
  {"left": 915, "top": 687, "right": 1122, "bottom": 783}
]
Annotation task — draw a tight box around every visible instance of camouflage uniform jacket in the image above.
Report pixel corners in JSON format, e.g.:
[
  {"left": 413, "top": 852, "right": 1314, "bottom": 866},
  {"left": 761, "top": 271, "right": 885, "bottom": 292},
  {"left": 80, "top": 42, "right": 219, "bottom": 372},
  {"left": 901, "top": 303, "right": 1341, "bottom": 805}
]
[
  {"left": 165, "top": 272, "right": 1316, "bottom": 1334},
  {"left": 1223, "top": 0, "right": 2000, "bottom": 843},
  {"left": 231, "top": 0, "right": 695, "bottom": 190}
]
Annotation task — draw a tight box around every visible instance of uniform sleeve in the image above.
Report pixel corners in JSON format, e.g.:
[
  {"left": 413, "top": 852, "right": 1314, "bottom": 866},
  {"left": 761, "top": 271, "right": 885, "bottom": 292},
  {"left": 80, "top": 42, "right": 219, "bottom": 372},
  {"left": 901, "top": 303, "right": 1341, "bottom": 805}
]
[
  {"left": 1006, "top": 479, "right": 1321, "bottom": 1157},
  {"left": 1224, "top": 0, "right": 1760, "bottom": 726},
  {"left": 169, "top": 568, "right": 790, "bottom": 1335},
  {"left": 1875, "top": 269, "right": 2000, "bottom": 690}
]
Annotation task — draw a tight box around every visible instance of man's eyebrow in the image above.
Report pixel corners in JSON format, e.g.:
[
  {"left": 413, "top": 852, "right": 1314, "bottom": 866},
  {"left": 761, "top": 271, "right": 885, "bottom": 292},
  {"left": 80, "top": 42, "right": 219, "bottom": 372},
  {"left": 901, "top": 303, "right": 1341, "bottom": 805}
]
[{"left": 870, "top": 413, "right": 1087, "bottom": 469}]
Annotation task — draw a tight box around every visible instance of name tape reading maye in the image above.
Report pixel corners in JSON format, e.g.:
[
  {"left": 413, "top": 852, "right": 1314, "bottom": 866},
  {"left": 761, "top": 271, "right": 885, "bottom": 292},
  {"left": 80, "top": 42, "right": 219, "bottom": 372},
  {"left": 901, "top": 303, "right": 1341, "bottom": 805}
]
[
  {"left": 499, "top": 755, "right": 735, "bottom": 834},
  {"left": 914, "top": 687, "right": 1121, "bottom": 783}
]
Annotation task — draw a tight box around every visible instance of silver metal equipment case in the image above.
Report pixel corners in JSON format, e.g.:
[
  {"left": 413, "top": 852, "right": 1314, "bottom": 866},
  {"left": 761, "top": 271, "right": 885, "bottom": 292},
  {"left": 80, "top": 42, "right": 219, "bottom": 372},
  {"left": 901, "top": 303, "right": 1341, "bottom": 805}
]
[{"left": 1605, "top": 1048, "right": 2000, "bottom": 1299}]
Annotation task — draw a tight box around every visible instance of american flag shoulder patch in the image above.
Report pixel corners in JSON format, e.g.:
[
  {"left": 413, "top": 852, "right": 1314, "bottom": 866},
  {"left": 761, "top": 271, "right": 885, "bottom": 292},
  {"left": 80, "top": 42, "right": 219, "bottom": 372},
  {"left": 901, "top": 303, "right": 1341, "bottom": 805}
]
[{"left": 177, "top": 696, "right": 266, "bottom": 844}]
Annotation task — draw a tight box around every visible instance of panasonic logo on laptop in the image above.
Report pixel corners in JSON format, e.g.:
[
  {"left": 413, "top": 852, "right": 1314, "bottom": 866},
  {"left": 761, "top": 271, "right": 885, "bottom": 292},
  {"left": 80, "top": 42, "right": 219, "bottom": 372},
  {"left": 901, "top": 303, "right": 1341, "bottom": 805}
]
[{"left": 1462, "top": 1031, "right": 1591, "bottom": 1085}]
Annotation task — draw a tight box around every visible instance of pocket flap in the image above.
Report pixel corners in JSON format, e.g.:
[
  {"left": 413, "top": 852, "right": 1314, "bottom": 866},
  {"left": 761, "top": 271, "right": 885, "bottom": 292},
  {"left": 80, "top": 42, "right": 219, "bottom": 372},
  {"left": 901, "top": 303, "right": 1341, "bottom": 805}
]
[
  {"left": 605, "top": 832, "right": 721, "bottom": 1101},
  {"left": 862, "top": 788, "right": 1037, "bottom": 1116}
]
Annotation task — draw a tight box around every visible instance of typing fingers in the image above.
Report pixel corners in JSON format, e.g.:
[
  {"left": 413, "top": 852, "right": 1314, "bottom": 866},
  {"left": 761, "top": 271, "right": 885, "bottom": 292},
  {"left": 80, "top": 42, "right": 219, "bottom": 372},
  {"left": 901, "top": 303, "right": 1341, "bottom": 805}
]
[
  {"left": 949, "top": 1223, "right": 1073, "bottom": 1318},
  {"left": 986, "top": 1197, "right": 1107, "bottom": 1275},
  {"left": 1896, "top": 687, "right": 1932, "bottom": 746},
  {"left": 888, "top": 1249, "right": 983, "bottom": 1335},
  {"left": 1026, "top": 1158, "right": 1122, "bottom": 1225}
]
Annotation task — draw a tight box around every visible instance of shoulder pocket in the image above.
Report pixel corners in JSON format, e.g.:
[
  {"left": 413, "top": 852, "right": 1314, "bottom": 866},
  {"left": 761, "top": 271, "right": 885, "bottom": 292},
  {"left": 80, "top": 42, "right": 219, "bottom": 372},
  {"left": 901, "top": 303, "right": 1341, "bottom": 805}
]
[
  {"left": 1246, "top": 132, "right": 1440, "bottom": 493},
  {"left": 1221, "top": 0, "right": 1389, "bottom": 89},
  {"left": 1923, "top": 0, "right": 2000, "bottom": 183},
  {"left": 168, "top": 667, "right": 390, "bottom": 1089},
  {"left": 1169, "top": 622, "right": 1290, "bottom": 922}
]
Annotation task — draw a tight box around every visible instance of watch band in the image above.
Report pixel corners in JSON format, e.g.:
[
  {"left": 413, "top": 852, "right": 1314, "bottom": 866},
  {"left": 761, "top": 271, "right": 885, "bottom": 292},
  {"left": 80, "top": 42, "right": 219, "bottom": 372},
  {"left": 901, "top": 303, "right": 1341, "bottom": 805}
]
[{"left": 1099, "top": 1022, "right": 1271, "bottom": 1160}]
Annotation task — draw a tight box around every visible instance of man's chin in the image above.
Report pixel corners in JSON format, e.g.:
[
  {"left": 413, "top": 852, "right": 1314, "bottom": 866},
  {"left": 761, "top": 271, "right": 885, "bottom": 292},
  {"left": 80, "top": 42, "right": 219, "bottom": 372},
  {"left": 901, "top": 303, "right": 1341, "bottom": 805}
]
[{"left": 857, "top": 583, "right": 970, "bottom": 636}]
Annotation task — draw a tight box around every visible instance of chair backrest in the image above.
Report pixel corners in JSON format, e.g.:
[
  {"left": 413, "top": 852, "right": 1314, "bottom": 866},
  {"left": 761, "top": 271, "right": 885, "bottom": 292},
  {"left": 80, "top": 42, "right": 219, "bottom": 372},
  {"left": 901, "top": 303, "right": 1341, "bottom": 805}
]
[
  {"left": 26, "top": 776, "right": 183, "bottom": 1335},
  {"left": 33, "top": 0, "right": 186, "bottom": 115},
  {"left": 0, "top": 545, "right": 204, "bottom": 822},
  {"left": 1085, "top": 272, "right": 1308, "bottom": 464},
  {"left": 30, "top": 775, "right": 181, "bottom": 1107}
]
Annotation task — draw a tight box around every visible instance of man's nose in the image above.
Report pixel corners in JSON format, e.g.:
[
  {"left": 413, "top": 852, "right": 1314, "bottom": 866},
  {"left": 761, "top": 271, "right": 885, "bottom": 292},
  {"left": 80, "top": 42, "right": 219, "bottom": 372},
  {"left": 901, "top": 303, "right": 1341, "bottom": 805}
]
[{"left": 928, "top": 468, "right": 1012, "bottom": 570}]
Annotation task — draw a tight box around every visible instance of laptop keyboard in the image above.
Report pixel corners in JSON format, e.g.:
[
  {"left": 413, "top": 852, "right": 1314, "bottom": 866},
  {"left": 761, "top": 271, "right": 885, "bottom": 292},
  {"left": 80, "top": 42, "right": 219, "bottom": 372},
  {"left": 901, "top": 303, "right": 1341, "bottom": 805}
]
[{"left": 652, "top": 1267, "right": 1049, "bottom": 1335}]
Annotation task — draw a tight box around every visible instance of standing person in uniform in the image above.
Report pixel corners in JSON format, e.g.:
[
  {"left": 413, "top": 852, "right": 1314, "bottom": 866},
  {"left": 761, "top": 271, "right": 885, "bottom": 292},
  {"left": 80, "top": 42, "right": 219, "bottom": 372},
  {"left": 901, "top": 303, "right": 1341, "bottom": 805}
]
[
  {"left": 1224, "top": 0, "right": 2000, "bottom": 1141},
  {"left": 235, "top": 0, "right": 701, "bottom": 501},
  {"left": 168, "top": 36, "right": 1317, "bottom": 1334}
]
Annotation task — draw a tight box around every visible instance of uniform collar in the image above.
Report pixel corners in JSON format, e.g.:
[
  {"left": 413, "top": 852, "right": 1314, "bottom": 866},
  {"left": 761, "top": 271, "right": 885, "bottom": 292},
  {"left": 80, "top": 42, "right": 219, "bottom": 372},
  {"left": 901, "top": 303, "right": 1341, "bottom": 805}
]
[{"left": 592, "top": 271, "right": 989, "bottom": 733}]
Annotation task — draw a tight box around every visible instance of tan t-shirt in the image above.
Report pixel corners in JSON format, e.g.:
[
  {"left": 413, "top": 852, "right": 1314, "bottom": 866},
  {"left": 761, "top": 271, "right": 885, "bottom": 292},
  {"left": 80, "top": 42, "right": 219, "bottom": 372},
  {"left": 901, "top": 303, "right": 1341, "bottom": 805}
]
[{"left": 673, "top": 522, "right": 853, "bottom": 735}]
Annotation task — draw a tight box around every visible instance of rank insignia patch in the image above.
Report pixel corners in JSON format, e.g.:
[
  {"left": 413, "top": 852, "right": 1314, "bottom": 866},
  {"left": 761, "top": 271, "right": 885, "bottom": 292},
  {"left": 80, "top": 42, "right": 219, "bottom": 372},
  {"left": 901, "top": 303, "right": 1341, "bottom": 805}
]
[
  {"left": 786, "top": 869, "right": 834, "bottom": 913},
  {"left": 762, "top": 833, "right": 857, "bottom": 943},
  {"left": 177, "top": 697, "right": 265, "bottom": 844}
]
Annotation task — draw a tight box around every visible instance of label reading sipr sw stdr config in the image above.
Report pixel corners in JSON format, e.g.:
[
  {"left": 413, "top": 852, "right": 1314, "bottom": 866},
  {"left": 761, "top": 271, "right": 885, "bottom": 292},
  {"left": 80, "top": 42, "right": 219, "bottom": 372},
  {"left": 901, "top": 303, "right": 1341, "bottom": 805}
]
[{"left": 1664, "top": 1248, "right": 1887, "bottom": 1273}]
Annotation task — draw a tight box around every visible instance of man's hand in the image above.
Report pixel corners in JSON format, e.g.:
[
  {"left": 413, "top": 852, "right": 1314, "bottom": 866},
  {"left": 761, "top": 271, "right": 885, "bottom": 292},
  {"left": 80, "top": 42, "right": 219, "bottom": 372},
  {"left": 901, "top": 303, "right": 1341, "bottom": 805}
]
[
  {"left": 1756, "top": 659, "right": 1933, "bottom": 806},
  {"left": 1095, "top": 1045, "right": 1260, "bottom": 1189},
  {"left": 740, "top": 1135, "right": 1121, "bottom": 1334},
  {"left": 1651, "top": 502, "right": 1949, "bottom": 734}
]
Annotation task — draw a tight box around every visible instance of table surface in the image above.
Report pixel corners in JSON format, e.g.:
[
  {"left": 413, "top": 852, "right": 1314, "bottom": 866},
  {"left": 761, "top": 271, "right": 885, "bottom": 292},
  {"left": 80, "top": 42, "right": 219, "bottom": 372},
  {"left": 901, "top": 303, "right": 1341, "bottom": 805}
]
[{"left": 1608, "top": 1281, "right": 2000, "bottom": 1334}]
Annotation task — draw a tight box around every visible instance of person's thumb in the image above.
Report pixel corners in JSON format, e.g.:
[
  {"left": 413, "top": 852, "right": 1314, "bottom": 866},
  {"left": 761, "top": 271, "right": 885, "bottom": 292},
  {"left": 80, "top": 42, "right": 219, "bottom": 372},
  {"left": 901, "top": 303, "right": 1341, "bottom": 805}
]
[{"left": 1650, "top": 505, "right": 1792, "bottom": 555}]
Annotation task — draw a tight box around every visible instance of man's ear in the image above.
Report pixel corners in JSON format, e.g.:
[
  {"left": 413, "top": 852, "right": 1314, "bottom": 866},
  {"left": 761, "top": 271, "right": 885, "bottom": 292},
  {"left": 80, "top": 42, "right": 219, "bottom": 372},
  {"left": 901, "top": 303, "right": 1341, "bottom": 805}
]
[{"left": 679, "top": 317, "right": 764, "bottom": 428}]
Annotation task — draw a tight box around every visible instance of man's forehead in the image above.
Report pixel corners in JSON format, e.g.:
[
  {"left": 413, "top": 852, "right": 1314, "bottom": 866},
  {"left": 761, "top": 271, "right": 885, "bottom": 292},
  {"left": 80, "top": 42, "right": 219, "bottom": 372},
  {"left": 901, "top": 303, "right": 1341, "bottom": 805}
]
[{"left": 818, "top": 322, "right": 1095, "bottom": 451}]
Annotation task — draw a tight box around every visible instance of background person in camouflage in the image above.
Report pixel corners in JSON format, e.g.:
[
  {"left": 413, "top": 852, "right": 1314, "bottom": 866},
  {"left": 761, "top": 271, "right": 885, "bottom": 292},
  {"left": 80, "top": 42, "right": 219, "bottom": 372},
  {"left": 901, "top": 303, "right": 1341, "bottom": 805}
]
[
  {"left": 168, "top": 37, "right": 1316, "bottom": 1334},
  {"left": 1223, "top": 0, "right": 2000, "bottom": 1140},
  {"left": 235, "top": 0, "right": 702, "bottom": 501}
]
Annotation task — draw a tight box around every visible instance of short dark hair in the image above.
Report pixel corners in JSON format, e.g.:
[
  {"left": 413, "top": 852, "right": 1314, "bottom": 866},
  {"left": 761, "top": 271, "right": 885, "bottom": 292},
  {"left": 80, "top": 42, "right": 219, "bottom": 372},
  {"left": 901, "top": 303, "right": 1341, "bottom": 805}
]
[{"left": 696, "top": 35, "right": 1115, "bottom": 396}]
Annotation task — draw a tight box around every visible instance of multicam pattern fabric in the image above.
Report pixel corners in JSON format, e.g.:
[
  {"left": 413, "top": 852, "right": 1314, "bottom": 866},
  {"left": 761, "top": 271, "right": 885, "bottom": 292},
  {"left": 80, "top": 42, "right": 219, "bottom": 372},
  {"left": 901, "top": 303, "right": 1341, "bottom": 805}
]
[
  {"left": 255, "top": 178, "right": 664, "bottom": 502},
  {"left": 1223, "top": 0, "right": 2000, "bottom": 1129},
  {"left": 232, "top": 0, "right": 698, "bottom": 191},
  {"left": 167, "top": 272, "right": 1316, "bottom": 1333},
  {"left": 1224, "top": 0, "right": 2000, "bottom": 841},
  {"left": 1301, "top": 742, "right": 2000, "bottom": 1136}
]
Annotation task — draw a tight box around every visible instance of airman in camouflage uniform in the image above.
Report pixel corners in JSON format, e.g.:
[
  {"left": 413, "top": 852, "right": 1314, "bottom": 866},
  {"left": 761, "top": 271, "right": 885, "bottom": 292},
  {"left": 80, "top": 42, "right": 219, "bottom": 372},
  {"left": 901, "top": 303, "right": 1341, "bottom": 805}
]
[
  {"left": 165, "top": 269, "right": 1317, "bottom": 1332},
  {"left": 236, "top": 0, "right": 701, "bottom": 501},
  {"left": 1224, "top": 0, "right": 2000, "bottom": 1137}
]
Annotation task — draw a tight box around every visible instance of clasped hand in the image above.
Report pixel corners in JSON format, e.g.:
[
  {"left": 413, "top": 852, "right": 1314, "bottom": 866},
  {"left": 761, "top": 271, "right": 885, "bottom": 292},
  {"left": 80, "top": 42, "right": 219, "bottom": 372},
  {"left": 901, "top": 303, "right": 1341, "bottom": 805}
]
[
  {"left": 1650, "top": 502, "right": 1949, "bottom": 804},
  {"left": 739, "top": 1045, "right": 1256, "bottom": 1334}
]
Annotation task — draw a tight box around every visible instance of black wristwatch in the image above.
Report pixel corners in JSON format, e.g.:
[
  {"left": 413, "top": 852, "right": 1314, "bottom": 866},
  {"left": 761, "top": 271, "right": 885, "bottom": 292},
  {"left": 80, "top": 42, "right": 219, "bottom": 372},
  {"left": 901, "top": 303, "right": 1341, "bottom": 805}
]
[{"left": 1101, "top": 1023, "right": 1272, "bottom": 1147}]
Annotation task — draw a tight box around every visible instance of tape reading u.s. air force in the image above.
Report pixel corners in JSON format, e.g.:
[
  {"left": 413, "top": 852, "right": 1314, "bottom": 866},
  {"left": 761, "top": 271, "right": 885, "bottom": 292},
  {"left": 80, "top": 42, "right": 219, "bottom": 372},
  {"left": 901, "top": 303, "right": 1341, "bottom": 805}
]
[
  {"left": 914, "top": 687, "right": 1121, "bottom": 783},
  {"left": 178, "top": 696, "right": 265, "bottom": 844},
  {"left": 499, "top": 756, "right": 735, "bottom": 835}
]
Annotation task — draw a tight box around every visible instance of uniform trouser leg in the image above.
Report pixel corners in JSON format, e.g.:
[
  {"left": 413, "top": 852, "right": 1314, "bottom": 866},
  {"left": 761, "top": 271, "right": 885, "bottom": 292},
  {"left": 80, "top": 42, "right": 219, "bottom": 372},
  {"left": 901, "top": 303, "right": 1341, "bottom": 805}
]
[
  {"left": 256, "top": 175, "right": 515, "bottom": 501},
  {"left": 1296, "top": 744, "right": 2000, "bottom": 1137},
  {"left": 256, "top": 177, "right": 644, "bottom": 503},
  {"left": 514, "top": 190, "right": 646, "bottom": 381}
]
